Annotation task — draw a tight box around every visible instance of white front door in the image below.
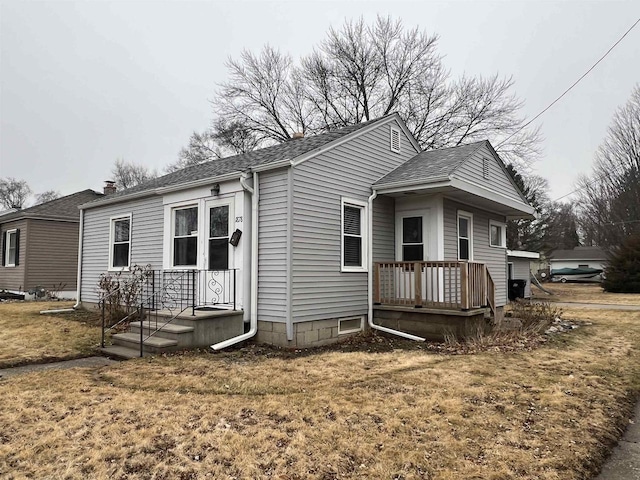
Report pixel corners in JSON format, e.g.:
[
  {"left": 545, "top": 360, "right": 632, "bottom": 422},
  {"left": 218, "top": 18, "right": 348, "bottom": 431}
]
[{"left": 202, "top": 199, "right": 235, "bottom": 306}]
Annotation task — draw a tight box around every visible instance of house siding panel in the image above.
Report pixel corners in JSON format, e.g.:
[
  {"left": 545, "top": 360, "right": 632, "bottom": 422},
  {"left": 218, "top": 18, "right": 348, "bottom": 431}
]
[
  {"left": 291, "top": 120, "right": 417, "bottom": 323},
  {"left": 372, "top": 195, "right": 395, "bottom": 263},
  {"left": 0, "top": 219, "right": 28, "bottom": 291},
  {"left": 443, "top": 198, "right": 507, "bottom": 306},
  {"left": 81, "top": 196, "right": 164, "bottom": 304},
  {"left": 25, "top": 220, "right": 79, "bottom": 290},
  {"left": 451, "top": 146, "right": 524, "bottom": 203},
  {"left": 257, "top": 169, "right": 288, "bottom": 323}
]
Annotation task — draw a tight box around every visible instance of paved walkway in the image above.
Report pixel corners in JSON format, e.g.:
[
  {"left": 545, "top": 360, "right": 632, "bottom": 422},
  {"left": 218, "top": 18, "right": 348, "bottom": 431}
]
[
  {"left": 595, "top": 400, "right": 640, "bottom": 479},
  {"left": 0, "top": 356, "right": 117, "bottom": 379}
]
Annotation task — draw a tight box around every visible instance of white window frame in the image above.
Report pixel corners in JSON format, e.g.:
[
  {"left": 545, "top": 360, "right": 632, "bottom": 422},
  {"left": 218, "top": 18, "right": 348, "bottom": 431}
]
[
  {"left": 489, "top": 219, "right": 507, "bottom": 248},
  {"left": 341, "top": 197, "right": 368, "bottom": 272},
  {"left": 108, "top": 214, "right": 132, "bottom": 271},
  {"left": 457, "top": 210, "right": 474, "bottom": 261},
  {"left": 171, "top": 204, "right": 199, "bottom": 268},
  {"left": 5, "top": 229, "right": 17, "bottom": 267},
  {"left": 390, "top": 126, "right": 401, "bottom": 153}
]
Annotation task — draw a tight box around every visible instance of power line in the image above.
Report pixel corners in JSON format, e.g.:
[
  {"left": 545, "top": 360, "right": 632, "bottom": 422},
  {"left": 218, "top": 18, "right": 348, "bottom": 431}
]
[
  {"left": 496, "top": 17, "right": 640, "bottom": 149},
  {"left": 551, "top": 162, "right": 629, "bottom": 203}
]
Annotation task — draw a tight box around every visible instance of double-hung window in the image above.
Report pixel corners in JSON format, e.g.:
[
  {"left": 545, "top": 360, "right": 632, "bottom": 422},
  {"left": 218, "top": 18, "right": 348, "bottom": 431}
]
[
  {"left": 173, "top": 206, "right": 198, "bottom": 267},
  {"left": 457, "top": 211, "right": 473, "bottom": 260},
  {"left": 110, "top": 216, "right": 131, "bottom": 270},
  {"left": 342, "top": 198, "right": 367, "bottom": 271},
  {"left": 489, "top": 220, "right": 506, "bottom": 248},
  {"left": 4, "top": 229, "right": 18, "bottom": 267}
]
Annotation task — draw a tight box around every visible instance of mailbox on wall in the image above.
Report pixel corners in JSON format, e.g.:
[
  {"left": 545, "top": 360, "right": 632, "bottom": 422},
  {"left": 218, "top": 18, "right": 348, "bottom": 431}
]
[{"left": 229, "top": 229, "right": 242, "bottom": 247}]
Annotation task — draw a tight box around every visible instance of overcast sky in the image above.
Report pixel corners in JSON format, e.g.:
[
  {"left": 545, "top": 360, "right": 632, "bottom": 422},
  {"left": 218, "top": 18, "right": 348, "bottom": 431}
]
[{"left": 1, "top": 0, "right": 638, "bottom": 203}]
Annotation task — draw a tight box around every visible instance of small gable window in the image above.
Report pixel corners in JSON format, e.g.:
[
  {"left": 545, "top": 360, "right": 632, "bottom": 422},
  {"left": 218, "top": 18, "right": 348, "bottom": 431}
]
[
  {"left": 342, "top": 198, "right": 368, "bottom": 272},
  {"left": 489, "top": 220, "right": 506, "bottom": 248},
  {"left": 109, "top": 215, "right": 131, "bottom": 270},
  {"left": 390, "top": 127, "right": 401, "bottom": 153},
  {"left": 2, "top": 229, "right": 19, "bottom": 267}
]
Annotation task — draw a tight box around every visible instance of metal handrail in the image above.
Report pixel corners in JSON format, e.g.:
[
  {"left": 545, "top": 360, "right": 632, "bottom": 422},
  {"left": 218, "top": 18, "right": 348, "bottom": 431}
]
[
  {"left": 101, "top": 268, "right": 239, "bottom": 355},
  {"left": 100, "top": 270, "right": 190, "bottom": 348}
]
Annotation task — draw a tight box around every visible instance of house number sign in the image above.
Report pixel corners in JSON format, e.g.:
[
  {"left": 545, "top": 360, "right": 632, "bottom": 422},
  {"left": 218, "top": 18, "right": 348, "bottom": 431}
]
[{"left": 235, "top": 216, "right": 243, "bottom": 223}]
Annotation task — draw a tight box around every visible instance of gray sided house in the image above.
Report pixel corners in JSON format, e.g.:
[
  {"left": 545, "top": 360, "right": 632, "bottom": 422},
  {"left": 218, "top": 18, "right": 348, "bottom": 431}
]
[
  {"left": 78, "top": 114, "right": 534, "bottom": 356},
  {"left": 0, "top": 190, "right": 102, "bottom": 298}
]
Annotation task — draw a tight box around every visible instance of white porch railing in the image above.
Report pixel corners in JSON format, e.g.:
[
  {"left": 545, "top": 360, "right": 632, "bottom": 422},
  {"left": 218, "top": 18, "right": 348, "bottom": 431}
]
[{"left": 373, "top": 261, "right": 495, "bottom": 311}]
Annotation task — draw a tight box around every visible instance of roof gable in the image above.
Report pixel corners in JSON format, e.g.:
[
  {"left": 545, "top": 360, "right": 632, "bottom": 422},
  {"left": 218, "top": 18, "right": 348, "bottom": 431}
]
[
  {"left": 450, "top": 141, "right": 528, "bottom": 204},
  {"left": 0, "top": 190, "right": 102, "bottom": 223},
  {"left": 83, "top": 114, "right": 405, "bottom": 209}
]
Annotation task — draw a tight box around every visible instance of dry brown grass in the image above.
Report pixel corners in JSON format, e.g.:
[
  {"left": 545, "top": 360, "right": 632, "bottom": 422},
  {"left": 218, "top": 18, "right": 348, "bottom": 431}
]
[
  {"left": 2, "top": 305, "right": 640, "bottom": 479},
  {"left": 0, "top": 301, "right": 101, "bottom": 368},
  {"left": 533, "top": 282, "right": 640, "bottom": 305}
]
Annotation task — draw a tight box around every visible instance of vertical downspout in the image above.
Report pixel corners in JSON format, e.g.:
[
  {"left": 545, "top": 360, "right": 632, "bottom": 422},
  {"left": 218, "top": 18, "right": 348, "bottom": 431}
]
[
  {"left": 240, "top": 173, "right": 253, "bottom": 323},
  {"left": 212, "top": 171, "right": 259, "bottom": 350},
  {"left": 73, "top": 209, "right": 84, "bottom": 309},
  {"left": 285, "top": 167, "right": 294, "bottom": 340},
  {"left": 367, "top": 190, "right": 425, "bottom": 342}
]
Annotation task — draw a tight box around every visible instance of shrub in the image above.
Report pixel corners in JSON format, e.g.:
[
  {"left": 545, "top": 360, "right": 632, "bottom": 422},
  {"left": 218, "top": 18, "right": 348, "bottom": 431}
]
[
  {"left": 97, "top": 264, "right": 152, "bottom": 325},
  {"left": 509, "top": 299, "right": 562, "bottom": 333},
  {"left": 603, "top": 235, "right": 640, "bottom": 293}
]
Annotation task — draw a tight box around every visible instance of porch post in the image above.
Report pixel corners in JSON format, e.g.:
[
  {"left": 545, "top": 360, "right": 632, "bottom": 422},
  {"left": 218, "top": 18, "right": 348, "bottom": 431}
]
[
  {"left": 460, "top": 262, "right": 470, "bottom": 310},
  {"left": 414, "top": 262, "right": 422, "bottom": 307}
]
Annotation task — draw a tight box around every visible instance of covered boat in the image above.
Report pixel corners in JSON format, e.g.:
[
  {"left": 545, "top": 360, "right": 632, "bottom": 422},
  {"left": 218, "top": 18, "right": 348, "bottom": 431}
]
[{"left": 550, "top": 267, "right": 603, "bottom": 283}]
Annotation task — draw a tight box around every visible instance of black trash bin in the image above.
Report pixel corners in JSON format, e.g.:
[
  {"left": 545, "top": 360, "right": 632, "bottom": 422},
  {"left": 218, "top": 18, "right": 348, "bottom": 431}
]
[{"left": 508, "top": 279, "right": 527, "bottom": 300}]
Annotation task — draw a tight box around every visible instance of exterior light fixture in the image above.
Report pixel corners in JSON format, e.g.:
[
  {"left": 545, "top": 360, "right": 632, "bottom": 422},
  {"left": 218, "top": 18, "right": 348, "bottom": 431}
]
[{"left": 211, "top": 183, "right": 220, "bottom": 196}]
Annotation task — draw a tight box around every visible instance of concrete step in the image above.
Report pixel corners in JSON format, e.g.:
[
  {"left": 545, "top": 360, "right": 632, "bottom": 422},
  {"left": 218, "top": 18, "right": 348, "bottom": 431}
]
[
  {"left": 100, "top": 345, "right": 146, "bottom": 360},
  {"left": 112, "top": 332, "right": 178, "bottom": 354},
  {"left": 128, "top": 321, "right": 195, "bottom": 344},
  {"left": 129, "top": 321, "right": 194, "bottom": 334}
]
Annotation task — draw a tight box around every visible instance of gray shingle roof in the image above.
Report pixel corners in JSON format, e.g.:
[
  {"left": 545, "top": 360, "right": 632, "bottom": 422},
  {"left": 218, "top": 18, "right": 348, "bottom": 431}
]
[
  {"left": 0, "top": 190, "right": 102, "bottom": 223},
  {"left": 85, "top": 115, "right": 395, "bottom": 208},
  {"left": 373, "top": 140, "right": 487, "bottom": 187},
  {"left": 549, "top": 246, "right": 608, "bottom": 261}
]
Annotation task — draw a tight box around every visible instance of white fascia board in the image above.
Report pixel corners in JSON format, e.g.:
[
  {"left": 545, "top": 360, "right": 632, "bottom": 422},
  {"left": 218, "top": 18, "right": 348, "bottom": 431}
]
[
  {"left": 373, "top": 177, "right": 452, "bottom": 195},
  {"left": 507, "top": 250, "right": 540, "bottom": 259},
  {"left": 449, "top": 178, "right": 536, "bottom": 216},
  {"left": 290, "top": 114, "right": 410, "bottom": 167},
  {"left": 80, "top": 172, "right": 243, "bottom": 210},
  {"left": 154, "top": 172, "right": 243, "bottom": 194}
]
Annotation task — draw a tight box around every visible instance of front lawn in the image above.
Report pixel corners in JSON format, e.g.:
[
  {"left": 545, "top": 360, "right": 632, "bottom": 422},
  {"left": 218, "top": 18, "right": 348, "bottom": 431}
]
[
  {"left": 1, "top": 305, "right": 640, "bottom": 479},
  {"left": 534, "top": 282, "right": 640, "bottom": 305},
  {"left": 0, "top": 301, "right": 101, "bottom": 368}
]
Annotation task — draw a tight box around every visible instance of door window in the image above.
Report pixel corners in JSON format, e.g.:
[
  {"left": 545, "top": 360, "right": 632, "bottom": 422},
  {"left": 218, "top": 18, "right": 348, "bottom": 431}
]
[
  {"left": 208, "top": 205, "right": 229, "bottom": 270},
  {"left": 402, "top": 216, "right": 423, "bottom": 261}
]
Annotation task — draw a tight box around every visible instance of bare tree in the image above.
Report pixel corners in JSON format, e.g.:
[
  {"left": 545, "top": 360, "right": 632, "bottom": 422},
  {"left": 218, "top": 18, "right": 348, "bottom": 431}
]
[
  {"left": 167, "top": 119, "right": 262, "bottom": 173},
  {"left": 0, "top": 177, "right": 32, "bottom": 209},
  {"left": 577, "top": 84, "right": 640, "bottom": 247},
  {"left": 188, "top": 15, "right": 540, "bottom": 170},
  {"left": 112, "top": 159, "right": 157, "bottom": 189},
  {"left": 34, "top": 190, "right": 60, "bottom": 205}
]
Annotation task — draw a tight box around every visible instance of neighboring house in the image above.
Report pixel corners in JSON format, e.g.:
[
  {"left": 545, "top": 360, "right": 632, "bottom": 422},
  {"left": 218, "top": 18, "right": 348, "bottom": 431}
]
[
  {"left": 549, "top": 246, "right": 608, "bottom": 271},
  {"left": 78, "top": 113, "right": 534, "bottom": 355},
  {"left": 507, "top": 250, "right": 540, "bottom": 299},
  {"left": 0, "top": 190, "right": 103, "bottom": 298}
]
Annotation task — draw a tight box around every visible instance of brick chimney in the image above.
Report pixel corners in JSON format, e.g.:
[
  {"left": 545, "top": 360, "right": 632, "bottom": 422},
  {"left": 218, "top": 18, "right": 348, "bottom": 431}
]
[
  {"left": 103, "top": 180, "right": 116, "bottom": 195},
  {"left": 292, "top": 132, "right": 304, "bottom": 139}
]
